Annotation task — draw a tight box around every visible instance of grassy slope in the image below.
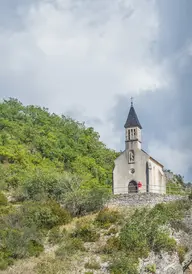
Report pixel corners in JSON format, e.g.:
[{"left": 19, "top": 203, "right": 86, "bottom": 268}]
[{"left": 1, "top": 199, "right": 191, "bottom": 274}]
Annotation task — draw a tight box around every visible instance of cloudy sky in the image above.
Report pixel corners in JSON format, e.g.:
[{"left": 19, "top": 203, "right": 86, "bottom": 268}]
[{"left": 0, "top": 0, "right": 192, "bottom": 181}]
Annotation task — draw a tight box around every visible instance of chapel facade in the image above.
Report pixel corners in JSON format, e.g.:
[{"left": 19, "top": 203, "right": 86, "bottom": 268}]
[{"left": 113, "top": 101, "right": 166, "bottom": 194}]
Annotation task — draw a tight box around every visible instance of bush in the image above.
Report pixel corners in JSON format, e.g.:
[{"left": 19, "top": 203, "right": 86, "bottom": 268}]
[
  {"left": 27, "top": 240, "right": 44, "bottom": 257},
  {"left": 145, "top": 264, "right": 156, "bottom": 273},
  {"left": 48, "top": 227, "right": 67, "bottom": 245},
  {"left": 0, "top": 191, "right": 8, "bottom": 206},
  {"left": 56, "top": 238, "right": 85, "bottom": 258},
  {"left": 35, "top": 258, "right": 71, "bottom": 274},
  {"left": 19, "top": 171, "right": 79, "bottom": 202},
  {"left": 0, "top": 251, "right": 13, "bottom": 270},
  {"left": 188, "top": 191, "right": 192, "bottom": 200},
  {"left": 0, "top": 226, "right": 44, "bottom": 269},
  {"left": 103, "top": 236, "right": 121, "bottom": 254},
  {"left": 0, "top": 204, "right": 14, "bottom": 216},
  {"left": 109, "top": 253, "right": 139, "bottom": 274},
  {"left": 84, "top": 259, "right": 100, "bottom": 270},
  {"left": 95, "top": 208, "right": 121, "bottom": 228},
  {"left": 72, "top": 221, "right": 100, "bottom": 242},
  {"left": 177, "top": 245, "right": 188, "bottom": 263},
  {"left": 21, "top": 200, "right": 71, "bottom": 229},
  {"left": 119, "top": 201, "right": 187, "bottom": 259},
  {"left": 63, "top": 187, "right": 111, "bottom": 216}
]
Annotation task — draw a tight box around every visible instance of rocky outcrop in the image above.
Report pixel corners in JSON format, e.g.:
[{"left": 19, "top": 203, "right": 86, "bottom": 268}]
[{"left": 183, "top": 251, "right": 192, "bottom": 273}]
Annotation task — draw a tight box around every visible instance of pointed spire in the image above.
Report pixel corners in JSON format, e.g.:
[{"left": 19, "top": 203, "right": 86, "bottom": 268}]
[{"left": 124, "top": 99, "right": 142, "bottom": 129}]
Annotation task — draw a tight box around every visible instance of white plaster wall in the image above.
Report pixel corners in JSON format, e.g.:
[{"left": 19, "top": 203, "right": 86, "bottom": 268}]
[
  {"left": 113, "top": 149, "right": 149, "bottom": 194},
  {"left": 148, "top": 159, "right": 166, "bottom": 194}
]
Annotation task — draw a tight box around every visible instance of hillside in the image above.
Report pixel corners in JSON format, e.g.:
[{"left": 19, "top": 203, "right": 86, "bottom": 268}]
[
  {"left": 0, "top": 98, "right": 118, "bottom": 190},
  {"left": 0, "top": 98, "right": 192, "bottom": 273},
  {"left": 0, "top": 98, "right": 119, "bottom": 270}
]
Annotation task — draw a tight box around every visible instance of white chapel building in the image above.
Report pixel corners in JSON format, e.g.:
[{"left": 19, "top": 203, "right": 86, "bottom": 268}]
[{"left": 113, "top": 101, "right": 166, "bottom": 195}]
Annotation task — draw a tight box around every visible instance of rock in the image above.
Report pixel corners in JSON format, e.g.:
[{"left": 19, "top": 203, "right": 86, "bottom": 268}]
[
  {"left": 183, "top": 251, "right": 192, "bottom": 272},
  {"left": 164, "top": 263, "right": 183, "bottom": 274}
]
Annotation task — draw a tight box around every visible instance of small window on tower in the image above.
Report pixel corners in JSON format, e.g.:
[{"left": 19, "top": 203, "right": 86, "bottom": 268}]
[
  {"left": 129, "top": 150, "right": 135, "bottom": 163},
  {"left": 128, "top": 130, "right": 131, "bottom": 140},
  {"left": 134, "top": 129, "right": 136, "bottom": 138}
]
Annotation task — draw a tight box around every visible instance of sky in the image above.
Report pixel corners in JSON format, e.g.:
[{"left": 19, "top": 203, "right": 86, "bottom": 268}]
[{"left": 0, "top": 0, "right": 192, "bottom": 181}]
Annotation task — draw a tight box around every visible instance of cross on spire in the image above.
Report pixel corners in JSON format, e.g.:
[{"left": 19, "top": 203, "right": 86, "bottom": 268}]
[{"left": 131, "top": 97, "right": 134, "bottom": 106}]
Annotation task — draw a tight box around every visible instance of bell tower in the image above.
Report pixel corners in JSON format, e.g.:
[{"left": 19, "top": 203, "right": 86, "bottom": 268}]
[{"left": 124, "top": 98, "right": 142, "bottom": 154}]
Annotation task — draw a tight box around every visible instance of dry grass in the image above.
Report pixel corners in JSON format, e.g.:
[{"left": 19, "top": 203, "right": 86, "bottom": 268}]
[{"left": 1, "top": 209, "right": 123, "bottom": 274}]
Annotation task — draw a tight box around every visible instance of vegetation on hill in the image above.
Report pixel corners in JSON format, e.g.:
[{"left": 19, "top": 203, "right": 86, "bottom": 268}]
[
  {"left": 0, "top": 98, "right": 192, "bottom": 272},
  {"left": 165, "top": 170, "right": 192, "bottom": 195},
  {"left": 0, "top": 98, "right": 119, "bottom": 270},
  {"left": 0, "top": 98, "right": 118, "bottom": 192}
]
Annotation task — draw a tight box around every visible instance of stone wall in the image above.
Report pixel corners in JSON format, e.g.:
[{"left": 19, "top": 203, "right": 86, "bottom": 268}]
[{"left": 107, "top": 193, "right": 187, "bottom": 207}]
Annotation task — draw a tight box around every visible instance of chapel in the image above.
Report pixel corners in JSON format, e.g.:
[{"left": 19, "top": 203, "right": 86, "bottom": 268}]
[{"left": 113, "top": 100, "right": 166, "bottom": 194}]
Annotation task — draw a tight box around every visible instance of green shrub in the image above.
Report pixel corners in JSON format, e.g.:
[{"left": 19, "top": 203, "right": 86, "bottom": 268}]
[
  {"left": 119, "top": 202, "right": 185, "bottom": 259},
  {"left": 0, "top": 226, "right": 44, "bottom": 269},
  {"left": 188, "top": 191, "right": 192, "bottom": 200},
  {"left": 72, "top": 221, "right": 100, "bottom": 242},
  {"left": 21, "top": 200, "right": 71, "bottom": 229},
  {"left": 0, "top": 251, "right": 13, "bottom": 270},
  {"left": 27, "top": 240, "right": 44, "bottom": 257},
  {"left": 103, "top": 236, "right": 121, "bottom": 254},
  {"left": 177, "top": 245, "right": 188, "bottom": 263},
  {"left": 63, "top": 187, "right": 111, "bottom": 216},
  {"left": 95, "top": 208, "right": 121, "bottom": 228},
  {"left": 109, "top": 253, "right": 139, "bottom": 274},
  {"left": 153, "top": 231, "right": 176, "bottom": 253},
  {"left": 145, "top": 264, "right": 156, "bottom": 273},
  {"left": 0, "top": 191, "right": 8, "bottom": 206},
  {"left": 35, "top": 258, "right": 71, "bottom": 274},
  {"left": 0, "top": 205, "right": 14, "bottom": 216},
  {"left": 84, "top": 259, "right": 100, "bottom": 270},
  {"left": 48, "top": 227, "right": 67, "bottom": 245},
  {"left": 56, "top": 238, "right": 85, "bottom": 258}
]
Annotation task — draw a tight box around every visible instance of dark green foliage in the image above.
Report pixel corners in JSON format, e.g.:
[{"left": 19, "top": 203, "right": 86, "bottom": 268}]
[
  {"left": 0, "top": 226, "right": 44, "bottom": 269},
  {"left": 95, "top": 207, "right": 121, "bottom": 228},
  {"left": 152, "top": 231, "right": 176, "bottom": 253},
  {"left": 0, "top": 199, "right": 70, "bottom": 269},
  {"left": 20, "top": 200, "right": 71, "bottom": 229},
  {"left": 0, "top": 98, "right": 118, "bottom": 270},
  {"left": 63, "top": 186, "right": 111, "bottom": 216},
  {"left": 55, "top": 238, "right": 85, "bottom": 258},
  {"left": 103, "top": 236, "right": 121, "bottom": 254},
  {"left": 107, "top": 200, "right": 191, "bottom": 274},
  {"left": 0, "top": 191, "right": 8, "bottom": 206},
  {"left": 72, "top": 221, "right": 100, "bottom": 242},
  {"left": 26, "top": 240, "right": 44, "bottom": 257},
  {"left": 189, "top": 191, "right": 192, "bottom": 200},
  {"left": 0, "top": 98, "right": 117, "bottom": 192},
  {"left": 145, "top": 264, "right": 156, "bottom": 273},
  {"left": 109, "top": 253, "right": 139, "bottom": 274},
  {"left": 177, "top": 245, "right": 188, "bottom": 263},
  {"left": 48, "top": 227, "right": 67, "bottom": 245}
]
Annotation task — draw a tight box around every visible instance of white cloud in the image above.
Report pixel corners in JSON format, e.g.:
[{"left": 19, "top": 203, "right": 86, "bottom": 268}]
[{"left": 0, "top": 0, "right": 171, "bottom": 149}]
